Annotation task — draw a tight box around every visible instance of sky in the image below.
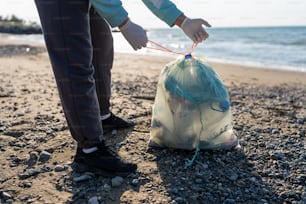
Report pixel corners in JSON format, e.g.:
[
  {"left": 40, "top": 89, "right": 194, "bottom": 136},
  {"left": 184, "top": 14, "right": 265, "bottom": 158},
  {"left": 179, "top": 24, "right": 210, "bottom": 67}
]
[{"left": 0, "top": 0, "right": 305, "bottom": 28}]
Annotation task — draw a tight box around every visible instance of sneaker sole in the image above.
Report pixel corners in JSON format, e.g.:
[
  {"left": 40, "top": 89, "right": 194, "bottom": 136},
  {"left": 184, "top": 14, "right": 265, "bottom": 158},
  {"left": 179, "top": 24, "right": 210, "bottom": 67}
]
[
  {"left": 103, "top": 125, "right": 134, "bottom": 134},
  {"left": 71, "top": 162, "right": 133, "bottom": 178}
]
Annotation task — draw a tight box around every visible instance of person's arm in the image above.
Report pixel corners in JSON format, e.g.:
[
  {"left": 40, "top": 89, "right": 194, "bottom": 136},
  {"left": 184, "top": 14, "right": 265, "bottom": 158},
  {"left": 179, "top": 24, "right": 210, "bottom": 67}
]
[
  {"left": 90, "top": 0, "right": 148, "bottom": 50},
  {"left": 142, "top": 0, "right": 211, "bottom": 43},
  {"left": 90, "top": 0, "right": 128, "bottom": 27},
  {"left": 142, "top": 0, "right": 183, "bottom": 27}
]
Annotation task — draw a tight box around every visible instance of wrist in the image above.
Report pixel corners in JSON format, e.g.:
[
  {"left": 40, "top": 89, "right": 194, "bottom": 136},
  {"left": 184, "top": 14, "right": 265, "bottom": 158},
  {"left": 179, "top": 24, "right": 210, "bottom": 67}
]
[
  {"left": 118, "top": 17, "right": 130, "bottom": 30},
  {"left": 175, "top": 14, "right": 186, "bottom": 28}
]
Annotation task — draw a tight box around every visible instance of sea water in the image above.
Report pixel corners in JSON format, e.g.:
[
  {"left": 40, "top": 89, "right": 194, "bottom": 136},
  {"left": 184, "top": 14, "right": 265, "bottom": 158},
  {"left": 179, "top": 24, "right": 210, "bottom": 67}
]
[
  {"left": 7, "top": 26, "right": 306, "bottom": 73},
  {"left": 146, "top": 26, "right": 306, "bottom": 72}
]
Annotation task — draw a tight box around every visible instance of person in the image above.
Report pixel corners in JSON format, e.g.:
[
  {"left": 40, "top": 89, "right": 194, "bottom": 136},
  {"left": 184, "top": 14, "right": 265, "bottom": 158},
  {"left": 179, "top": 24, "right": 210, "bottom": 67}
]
[{"left": 34, "top": 0, "right": 211, "bottom": 175}]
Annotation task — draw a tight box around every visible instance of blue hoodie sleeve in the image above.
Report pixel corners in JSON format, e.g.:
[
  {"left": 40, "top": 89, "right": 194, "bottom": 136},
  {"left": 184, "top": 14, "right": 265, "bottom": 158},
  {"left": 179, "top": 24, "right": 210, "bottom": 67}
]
[
  {"left": 142, "top": 0, "right": 183, "bottom": 27},
  {"left": 90, "top": 0, "right": 128, "bottom": 27}
]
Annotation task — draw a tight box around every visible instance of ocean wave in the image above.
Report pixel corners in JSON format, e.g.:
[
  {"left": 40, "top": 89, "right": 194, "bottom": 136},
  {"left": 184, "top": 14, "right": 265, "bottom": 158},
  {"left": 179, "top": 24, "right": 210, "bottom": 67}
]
[
  {"left": 202, "top": 56, "right": 306, "bottom": 73},
  {"left": 281, "top": 39, "right": 306, "bottom": 46}
]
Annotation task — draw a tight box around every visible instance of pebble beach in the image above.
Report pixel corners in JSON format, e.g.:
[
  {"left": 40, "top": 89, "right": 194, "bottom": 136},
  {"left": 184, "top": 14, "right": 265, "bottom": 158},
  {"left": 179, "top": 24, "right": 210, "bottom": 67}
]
[{"left": 0, "top": 35, "right": 306, "bottom": 203}]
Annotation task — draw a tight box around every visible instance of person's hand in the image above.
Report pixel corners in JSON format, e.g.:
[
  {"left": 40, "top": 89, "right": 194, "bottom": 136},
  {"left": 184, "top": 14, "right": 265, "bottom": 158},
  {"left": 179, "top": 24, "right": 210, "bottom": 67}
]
[
  {"left": 181, "top": 18, "right": 211, "bottom": 43},
  {"left": 119, "top": 19, "right": 148, "bottom": 50}
]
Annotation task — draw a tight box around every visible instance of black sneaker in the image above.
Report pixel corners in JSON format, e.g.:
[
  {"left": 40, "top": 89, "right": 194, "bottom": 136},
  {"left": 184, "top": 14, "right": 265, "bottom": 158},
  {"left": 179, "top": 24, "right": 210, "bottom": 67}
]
[
  {"left": 71, "top": 142, "right": 137, "bottom": 177},
  {"left": 102, "top": 112, "right": 134, "bottom": 133}
]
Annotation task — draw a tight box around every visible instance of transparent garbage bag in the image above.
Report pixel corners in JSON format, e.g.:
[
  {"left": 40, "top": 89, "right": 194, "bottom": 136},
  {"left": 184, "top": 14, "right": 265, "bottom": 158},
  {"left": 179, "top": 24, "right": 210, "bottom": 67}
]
[{"left": 149, "top": 55, "right": 238, "bottom": 150}]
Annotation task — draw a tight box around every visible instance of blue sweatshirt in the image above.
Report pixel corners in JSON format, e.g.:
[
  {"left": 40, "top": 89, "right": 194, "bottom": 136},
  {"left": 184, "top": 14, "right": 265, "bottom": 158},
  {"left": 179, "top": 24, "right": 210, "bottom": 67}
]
[{"left": 90, "top": 0, "right": 183, "bottom": 27}]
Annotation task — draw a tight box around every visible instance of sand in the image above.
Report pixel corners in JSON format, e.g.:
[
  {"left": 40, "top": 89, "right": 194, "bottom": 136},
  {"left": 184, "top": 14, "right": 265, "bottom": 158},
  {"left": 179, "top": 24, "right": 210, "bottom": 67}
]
[{"left": 0, "top": 36, "right": 305, "bottom": 203}]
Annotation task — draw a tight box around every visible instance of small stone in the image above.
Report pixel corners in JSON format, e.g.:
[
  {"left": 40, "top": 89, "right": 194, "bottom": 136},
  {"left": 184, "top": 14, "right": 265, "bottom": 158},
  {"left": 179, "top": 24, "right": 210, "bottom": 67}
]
[
  {"left": 88, "top": 196, "right": 99, "bottom": 204},
  {"left": 271, "top": 129, "right": 280, "bottom": 134},
  {"left": 19, "top": 169, "right": 41, "bottom": 180},
  {"left": 24, "top": 108, "right": 31, "bottom": 113},
  {"left": 195, "top": 178, "right": 203, "bottom": 184},
  {"left": 297, "top": 119, "right": 305, "bottom": 124},
  {"left": 73, "top": 174, "right": 93, "bottom": 182},
  {"left": 191, "top": 186, "right": 203, "bottom": 192},
  {"left": 26, "top": 151, "right": 38, "bottom": 168},
  {"left": 55, "top": 183, "right": 63, "bottom": 191},
  {"left": 229, "top": 174, "right": 238, "bottom": 181},
  {"left": 271, "top": 152, "right": 285, "bottom": 160},
  {"left": 245, "top": 135, "right": 251, "bottom": 140},
  {"left": 4, "top": 131, "right": 24, "bottom": 138},
  {"left": 111, "top": 176, "right": 124, "bottom": 187},
  {"left": 40, "top": 165, "right": 52, "bottom": 172},
  {"left": 111, "top": 129, "right": 117, "bottom": 135},
  {"left": 169, "top": 188, "right": 179, "bottom": 195},
  {"left": 250, "top": 171, "right": 259, "bottom": 177},
  {"left": 131, "top": 179, "right": 139, "bottom": 186},
  {"left": 223, "top": 198, "right": 235, "bottom": 204},
  {"left": 1, "top": 191, "right": 12, "bottom": 199},
  {"left": 16, "top": 112, "right": 24, "bottom": 117},
  {"left": 54, "top": 165, "right": 67, "bottom": 172},
  {"left": 279, "top": 192, "right": 288, "bottom": 199},
  {"left": 0, "top": 127, "right": 5, "bottom": 133},
  {"left": 103, "top": 184, "right": 111, "bottom": 192},
  {"left": 260, "top": 199, "right": 268, "bottom": 204},
  {"left": 296, "top": 175, "right": 306, "bottom": 184},
  {"left": 174, "top": 197, "right": 184, "bottom": 202},
  {"left": 9, "top": 156, "right": 22, "bottom": 167},
  {"left": 249, "top": 177, "right": 257, "bottom": 182},
  {"left": 300, "top": 153, "right": 306, "bottom": 160},
  {"left": 39, "top": 151, "right": 51, "bottom": 163},
  {"left": 202, "top": 163, "right": 209, "bottom": 169},
  {"left": 267, "top": 144, "right": 275, "bottom": 149},
  {"left": 19, "top": 195, "right": 30, "bottom": 201},
  {"left": 19, "top": 182, "right": 32, "bottom": 188}
]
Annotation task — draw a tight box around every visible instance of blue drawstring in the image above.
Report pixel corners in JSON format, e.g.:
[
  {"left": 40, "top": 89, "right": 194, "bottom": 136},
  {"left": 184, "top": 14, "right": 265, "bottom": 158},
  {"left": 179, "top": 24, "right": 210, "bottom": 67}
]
[
  {"left": 185, "top": 145, "right": 200, "bottom": 167},
  {"left": 185, "top": 105, "right": 203, "bottom": 167}
]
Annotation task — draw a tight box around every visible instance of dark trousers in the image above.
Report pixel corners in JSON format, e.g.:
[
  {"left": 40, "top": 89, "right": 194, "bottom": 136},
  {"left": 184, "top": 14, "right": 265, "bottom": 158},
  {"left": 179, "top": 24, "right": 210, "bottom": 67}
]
[{"left": 35, "top": 0, "right": 113, "bottom": 148}]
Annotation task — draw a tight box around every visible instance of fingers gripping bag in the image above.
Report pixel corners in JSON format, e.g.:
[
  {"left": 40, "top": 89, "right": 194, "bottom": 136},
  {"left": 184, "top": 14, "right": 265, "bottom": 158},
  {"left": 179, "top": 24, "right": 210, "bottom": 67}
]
[{"left": 149, "top": 54, "right": 239, "bottom": 151}]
